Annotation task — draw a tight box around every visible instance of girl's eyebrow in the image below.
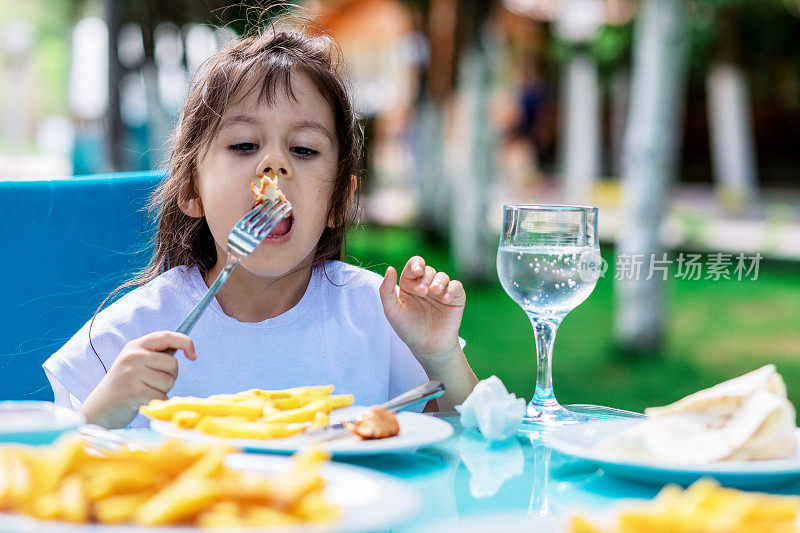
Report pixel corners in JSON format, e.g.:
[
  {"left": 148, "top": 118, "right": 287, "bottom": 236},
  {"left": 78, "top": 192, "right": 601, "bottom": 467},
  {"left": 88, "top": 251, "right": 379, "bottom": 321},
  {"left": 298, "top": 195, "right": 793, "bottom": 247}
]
[
  {"left": 219, "top": 115, "right": 258, "bottom": 130},
  {"left": 293, "top": 120, "right": 335, "bottom": 143}
]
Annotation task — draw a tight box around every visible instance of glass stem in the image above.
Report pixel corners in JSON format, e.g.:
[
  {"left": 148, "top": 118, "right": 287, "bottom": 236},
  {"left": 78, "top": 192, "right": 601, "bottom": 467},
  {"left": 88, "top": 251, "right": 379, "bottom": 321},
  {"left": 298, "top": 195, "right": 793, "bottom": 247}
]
[{"left": 527, "top": 314, "right": 563, "bottom": 408}]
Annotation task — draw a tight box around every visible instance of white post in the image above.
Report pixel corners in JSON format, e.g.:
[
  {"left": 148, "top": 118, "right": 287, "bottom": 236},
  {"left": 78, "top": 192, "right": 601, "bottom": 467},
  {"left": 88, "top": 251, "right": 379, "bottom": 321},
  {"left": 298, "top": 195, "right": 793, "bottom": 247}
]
[
  {"left": 555, "top": 0, "right": 604, "bottom": 204},
  {"left": 560, "top": 51, "right": 601, "bottom": 203},
  {"left": 0, "top": 20, "right": 36, "bottom": 153},
  {"left": 707, "top": 63, "right": 758, "bottom": 209}
]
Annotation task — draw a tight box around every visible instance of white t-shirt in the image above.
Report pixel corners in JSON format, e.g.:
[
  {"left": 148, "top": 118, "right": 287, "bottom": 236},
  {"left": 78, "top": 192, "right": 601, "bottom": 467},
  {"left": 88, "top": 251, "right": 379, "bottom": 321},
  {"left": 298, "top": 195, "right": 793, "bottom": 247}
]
[{"left": 43, "top": 261, "right": 430, "bottom": 427}]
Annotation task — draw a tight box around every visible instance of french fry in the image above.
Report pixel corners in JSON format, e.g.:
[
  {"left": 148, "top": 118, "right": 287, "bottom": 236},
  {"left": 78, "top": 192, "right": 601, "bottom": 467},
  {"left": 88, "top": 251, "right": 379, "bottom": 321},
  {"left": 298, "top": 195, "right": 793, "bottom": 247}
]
[
  {"left": 85, "top": 462, "right": 165, "bottom": 499},
  {"left": 311, "top": 410, "right": 329, "bottom": 429},
  {"left": 261, "top": 399, "right": 333, "bottom": 424},
  {"left": 171, "top": 410, "right": 202, "bottom": 429},
  {"left": 195, "top": 417, "right": 308, "bottom": 440},
  {"left": 140, "top": 398, "right": 265, "bottom": 421},
  {"left": 0, "top": 448, "right": 32, "bottom": 509},
  {"left": 196, "top": 510, "right": 250, "bottom": 529},
  {"left": 250, "top": 385, "right": 335, "bottom": 399},
  {"left": 294, "top": 491, "right": 340, "bottom": 523},
  {"left": 272, "top": 395, "right": 328, "bottom": 410},
  {"left": 94, "top": 490, "right": 156, "bottom": 524},
  {"left": 293, "top": 447, "right": 330, "bottom": 469},
  {"left": 244, "top": 505, "right": 302, "bottom": 526},
  {"left": 59, "top": 474, "right": 88, "bottom": 523},
  {"left": 134, "top": 478, "right": 221, "bottom": 526}
]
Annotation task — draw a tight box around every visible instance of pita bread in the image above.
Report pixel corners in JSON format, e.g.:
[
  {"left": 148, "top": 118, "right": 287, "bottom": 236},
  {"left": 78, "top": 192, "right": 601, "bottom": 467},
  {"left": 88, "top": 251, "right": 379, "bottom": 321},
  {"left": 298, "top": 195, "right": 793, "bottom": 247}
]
[{"left": 597, "top": 365, "right": 797, "bottom": 463}]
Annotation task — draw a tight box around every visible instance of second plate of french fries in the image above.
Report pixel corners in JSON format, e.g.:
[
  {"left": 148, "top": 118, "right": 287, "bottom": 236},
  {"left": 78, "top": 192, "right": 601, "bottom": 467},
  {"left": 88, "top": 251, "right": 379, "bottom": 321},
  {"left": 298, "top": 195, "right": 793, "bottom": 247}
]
[
  {"left": 142, "top": 385, "right": 454, "bottom": 456},
  {"left": 0, "top": 436, "right": 420, "bottom": 533}
]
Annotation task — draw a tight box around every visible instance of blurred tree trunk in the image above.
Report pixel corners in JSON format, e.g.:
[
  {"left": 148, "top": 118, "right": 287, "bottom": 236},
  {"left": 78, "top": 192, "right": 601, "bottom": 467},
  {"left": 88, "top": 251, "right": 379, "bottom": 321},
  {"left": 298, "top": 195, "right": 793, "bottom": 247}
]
[
  {"left": 140, "top": 21, "right": 171, "bottom": 167},
  {"left": 614, "top": 0, "right": 689, "bottom": 354},
  {"left": 609, "top": 67, "right": 629, "bottom": 178},
  {"left": 106, "top": 0, "right": 124, "bottom": 171},
  {"left": 415, "top": 98, "right": 449, "bottom": 239},
  {"left": 448, "top": 0, "right": 497, "bottom": 281},
  {"left": 450, "top": 27, "right": 497, "bottom": 281},
  {"left": 707, "top": 7, "right": 758, "bottom": 211},
  {"left": 413, "top": 0, "right": 456, "bottom": 242}
]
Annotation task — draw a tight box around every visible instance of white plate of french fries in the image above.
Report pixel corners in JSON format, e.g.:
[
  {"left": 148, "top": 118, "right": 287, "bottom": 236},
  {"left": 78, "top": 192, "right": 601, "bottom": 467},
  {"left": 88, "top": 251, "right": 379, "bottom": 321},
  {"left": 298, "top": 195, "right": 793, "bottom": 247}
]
[
  {"left": 150, "top": 406, "right": 454, "bottom": 456},
  {"left": 0, "top": 437, "right": 420, "bottom": 532},
  {"left": 546, "top": 419, "right": 800, "bottom": 488}
]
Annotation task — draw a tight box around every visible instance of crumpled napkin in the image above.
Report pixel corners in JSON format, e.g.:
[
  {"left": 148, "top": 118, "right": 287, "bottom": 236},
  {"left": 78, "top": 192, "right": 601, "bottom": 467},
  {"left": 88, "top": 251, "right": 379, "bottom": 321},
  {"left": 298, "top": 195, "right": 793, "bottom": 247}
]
[{"left": 456, "top": 376, "right": 525, "bottom": 441}]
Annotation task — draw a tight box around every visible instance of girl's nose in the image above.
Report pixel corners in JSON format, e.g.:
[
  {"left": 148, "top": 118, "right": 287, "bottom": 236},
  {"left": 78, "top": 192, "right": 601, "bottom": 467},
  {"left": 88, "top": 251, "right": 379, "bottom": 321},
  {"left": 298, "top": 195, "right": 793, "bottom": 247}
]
[{"left": 256, "top": 153, "right": 292, "bottom": 180}]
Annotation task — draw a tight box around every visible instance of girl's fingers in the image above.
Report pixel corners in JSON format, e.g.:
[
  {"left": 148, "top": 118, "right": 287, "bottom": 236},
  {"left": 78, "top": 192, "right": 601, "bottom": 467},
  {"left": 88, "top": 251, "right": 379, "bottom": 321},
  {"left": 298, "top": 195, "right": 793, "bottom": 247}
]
[
  {"left": 139, "top": 331, "right": 197, "bottom": 360},
  {"left": 141, "top": 381, "right": 170, "bottom": 400},
  {"left": 142, "top": 369, "right": 176, "bottom": 395},
  {"left": 399, "top": 256, "right": 425, "bottom": 282},
  {"left": 379, "top": 266, "right": 399, "bottom": 310},
  {"left": 414, "top": 266, "right": 437, "bottom": 295},
  {"left": 144, "top": 351, "right": 180, "bottom": 378},
  {"left": 443, "top": 280, "right": 466, "bottom": 304},
  {"left": 430, "top": 271, "right": 451, "bottom": 296}
]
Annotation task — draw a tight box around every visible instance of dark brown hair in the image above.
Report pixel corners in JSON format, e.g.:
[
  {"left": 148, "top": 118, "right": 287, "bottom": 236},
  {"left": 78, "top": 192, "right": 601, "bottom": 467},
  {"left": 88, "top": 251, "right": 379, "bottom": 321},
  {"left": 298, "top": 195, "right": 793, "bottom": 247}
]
[
  {"left": 90, "top": 20, "right": 362, "bottom": 369},
  {"left": 156, "top": 21, "right": 361, "bottom": 279}
]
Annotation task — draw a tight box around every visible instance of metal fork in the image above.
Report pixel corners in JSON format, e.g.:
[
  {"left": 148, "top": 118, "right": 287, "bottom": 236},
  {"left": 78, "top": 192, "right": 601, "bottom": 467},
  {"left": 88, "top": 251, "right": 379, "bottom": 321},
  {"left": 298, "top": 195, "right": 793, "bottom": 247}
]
[{"left": 175, "top": 199, "right": 292, "bottom": 335}]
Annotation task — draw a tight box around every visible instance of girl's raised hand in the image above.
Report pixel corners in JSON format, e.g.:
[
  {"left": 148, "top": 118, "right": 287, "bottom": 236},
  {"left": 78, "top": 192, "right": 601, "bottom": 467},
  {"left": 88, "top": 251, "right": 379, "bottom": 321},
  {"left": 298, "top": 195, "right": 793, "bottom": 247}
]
[
  {"left": 379, "top": 256, "right": 466, "bottom": 360},
  {"left": 80, "top": 331, "right": 197, "bottom": 429}
]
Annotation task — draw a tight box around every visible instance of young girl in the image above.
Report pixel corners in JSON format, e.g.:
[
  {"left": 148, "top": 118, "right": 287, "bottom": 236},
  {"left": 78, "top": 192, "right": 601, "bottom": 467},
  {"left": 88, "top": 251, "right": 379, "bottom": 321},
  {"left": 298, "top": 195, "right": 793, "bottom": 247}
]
[{"left": 43, "top": 22, "right": 478, "bottom": 429}]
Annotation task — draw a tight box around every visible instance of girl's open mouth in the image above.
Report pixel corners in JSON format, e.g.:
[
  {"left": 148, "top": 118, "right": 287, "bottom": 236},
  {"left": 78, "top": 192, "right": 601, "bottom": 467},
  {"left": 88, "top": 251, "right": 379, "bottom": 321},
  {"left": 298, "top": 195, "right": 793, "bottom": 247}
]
[{"left": 265, "top": 213, "right": 293, "bottom": 239}]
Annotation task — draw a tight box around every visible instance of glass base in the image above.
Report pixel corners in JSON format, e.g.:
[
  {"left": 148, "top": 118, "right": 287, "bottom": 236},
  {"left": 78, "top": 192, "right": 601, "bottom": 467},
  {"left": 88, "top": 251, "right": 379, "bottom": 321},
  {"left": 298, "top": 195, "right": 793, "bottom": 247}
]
[{"left": 522, "top": 401, "right": 589, "bottom": 428}]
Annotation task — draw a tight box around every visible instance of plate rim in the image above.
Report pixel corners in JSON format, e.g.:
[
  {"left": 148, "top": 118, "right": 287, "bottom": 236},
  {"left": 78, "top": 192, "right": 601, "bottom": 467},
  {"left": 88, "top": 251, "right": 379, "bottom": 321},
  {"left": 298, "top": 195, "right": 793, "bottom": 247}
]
[
  {"left": 149, "top": 405, "right": 455, "bottom": 456},
  {"left": 545, "top": 418, "right": 800, "bottom": 477}
]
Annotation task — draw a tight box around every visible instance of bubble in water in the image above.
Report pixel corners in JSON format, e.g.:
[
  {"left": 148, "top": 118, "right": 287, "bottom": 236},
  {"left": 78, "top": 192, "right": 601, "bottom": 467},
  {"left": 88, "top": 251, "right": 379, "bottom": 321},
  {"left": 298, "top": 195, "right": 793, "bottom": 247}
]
[
  {"left": 534, "top": 267, "right": 540, "bottom": 274},
  {"left": 516, "top": 253, "right": 522, "bottom": 260},
  {"left": 528, "top": 263, "right": 534, "bottom": 268},
  {"left": 567, "top": 279, "right": 576, "bottom": 288}
]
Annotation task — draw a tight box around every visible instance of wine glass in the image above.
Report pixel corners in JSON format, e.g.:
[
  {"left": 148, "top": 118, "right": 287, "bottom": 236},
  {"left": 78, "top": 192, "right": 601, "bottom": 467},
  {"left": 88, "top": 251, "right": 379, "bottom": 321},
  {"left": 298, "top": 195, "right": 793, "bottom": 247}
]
[{"left": 497, "top": 205, "right": 604, "bottom": 426}]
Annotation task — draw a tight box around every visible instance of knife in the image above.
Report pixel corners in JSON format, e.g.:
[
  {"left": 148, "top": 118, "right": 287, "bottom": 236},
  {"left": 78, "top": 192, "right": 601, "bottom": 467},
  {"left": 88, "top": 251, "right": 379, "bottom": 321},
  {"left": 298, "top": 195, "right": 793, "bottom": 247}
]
[{"left": 295, "top": 380, "right": 445, "bottom": 443}]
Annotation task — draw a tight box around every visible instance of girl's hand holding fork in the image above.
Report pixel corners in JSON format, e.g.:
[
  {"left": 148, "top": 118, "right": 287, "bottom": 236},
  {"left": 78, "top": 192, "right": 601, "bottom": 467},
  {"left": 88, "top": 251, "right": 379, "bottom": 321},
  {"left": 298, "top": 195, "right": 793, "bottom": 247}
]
[{"left": 80, "top": 331, "right": 197, "bottom": 428}]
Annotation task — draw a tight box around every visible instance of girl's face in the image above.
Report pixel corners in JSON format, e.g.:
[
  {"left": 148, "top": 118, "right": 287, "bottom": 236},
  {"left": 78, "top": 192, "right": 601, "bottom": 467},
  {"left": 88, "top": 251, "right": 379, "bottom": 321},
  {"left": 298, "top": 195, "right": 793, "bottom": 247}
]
[{"left": 193, "top": 70, "right": 339, "bottom": 278}]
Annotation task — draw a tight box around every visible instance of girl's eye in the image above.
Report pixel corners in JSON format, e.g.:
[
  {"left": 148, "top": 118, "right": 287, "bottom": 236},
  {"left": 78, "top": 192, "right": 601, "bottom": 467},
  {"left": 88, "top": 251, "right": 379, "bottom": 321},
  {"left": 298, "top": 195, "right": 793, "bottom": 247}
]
[
  {"left": 290, "top": 146, "right": 319, "bottom": 158},
  {"left": 228, "top": 142, "right": 259, "bottom": 154}
]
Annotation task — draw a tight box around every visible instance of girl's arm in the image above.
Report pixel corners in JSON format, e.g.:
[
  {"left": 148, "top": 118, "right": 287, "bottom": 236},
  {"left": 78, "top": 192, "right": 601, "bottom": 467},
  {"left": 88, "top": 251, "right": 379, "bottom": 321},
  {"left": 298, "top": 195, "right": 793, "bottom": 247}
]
[{"left": 379, "top": 256, "right": 478, "bottom": 411}]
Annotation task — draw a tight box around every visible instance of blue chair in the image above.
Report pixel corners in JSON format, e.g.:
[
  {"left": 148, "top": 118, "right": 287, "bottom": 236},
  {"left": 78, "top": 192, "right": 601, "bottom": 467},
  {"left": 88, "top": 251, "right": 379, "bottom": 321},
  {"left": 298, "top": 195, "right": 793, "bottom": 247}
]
[{"left": 0, "top": 171, "right": 163, "bottom": 400}]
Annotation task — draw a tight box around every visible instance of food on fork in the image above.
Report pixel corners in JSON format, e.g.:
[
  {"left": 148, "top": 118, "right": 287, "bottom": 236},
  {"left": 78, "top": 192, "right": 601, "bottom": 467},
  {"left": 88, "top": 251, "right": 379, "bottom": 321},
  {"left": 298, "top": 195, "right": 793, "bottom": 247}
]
[
  {"left": 251, "top": 167, "right": 288, "bottom": 208},
  {"left": 0, "top": 437, "right": 338, "bottom": 527},
  {"left": 596, "top": 365, "right": 798, "bottom": 463},
  {"left": 250, "top": 167, "right": 292, "bottom": 238},
  {"left": 140, "top": 385, "right": 354, "bottom": 441},
  {"left": 344, "top": 407, "right": 400, "bottom": 440},
  {"left": 568, "top": 478, "right": 800, "bottom": 533}
]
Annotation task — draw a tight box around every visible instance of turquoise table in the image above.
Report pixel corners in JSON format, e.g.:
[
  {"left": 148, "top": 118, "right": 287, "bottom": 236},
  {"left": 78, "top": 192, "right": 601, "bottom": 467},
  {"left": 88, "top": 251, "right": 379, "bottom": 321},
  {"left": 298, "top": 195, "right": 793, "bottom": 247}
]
[{"left": 116, "top": 414, "right": 800, "bottom": 532}]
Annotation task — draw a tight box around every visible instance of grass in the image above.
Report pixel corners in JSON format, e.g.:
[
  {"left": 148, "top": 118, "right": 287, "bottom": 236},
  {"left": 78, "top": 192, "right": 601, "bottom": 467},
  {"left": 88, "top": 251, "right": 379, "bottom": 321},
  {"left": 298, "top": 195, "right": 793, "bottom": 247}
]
[{"left": 346, "top": 225, "right": 800, "bottom": 415}]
